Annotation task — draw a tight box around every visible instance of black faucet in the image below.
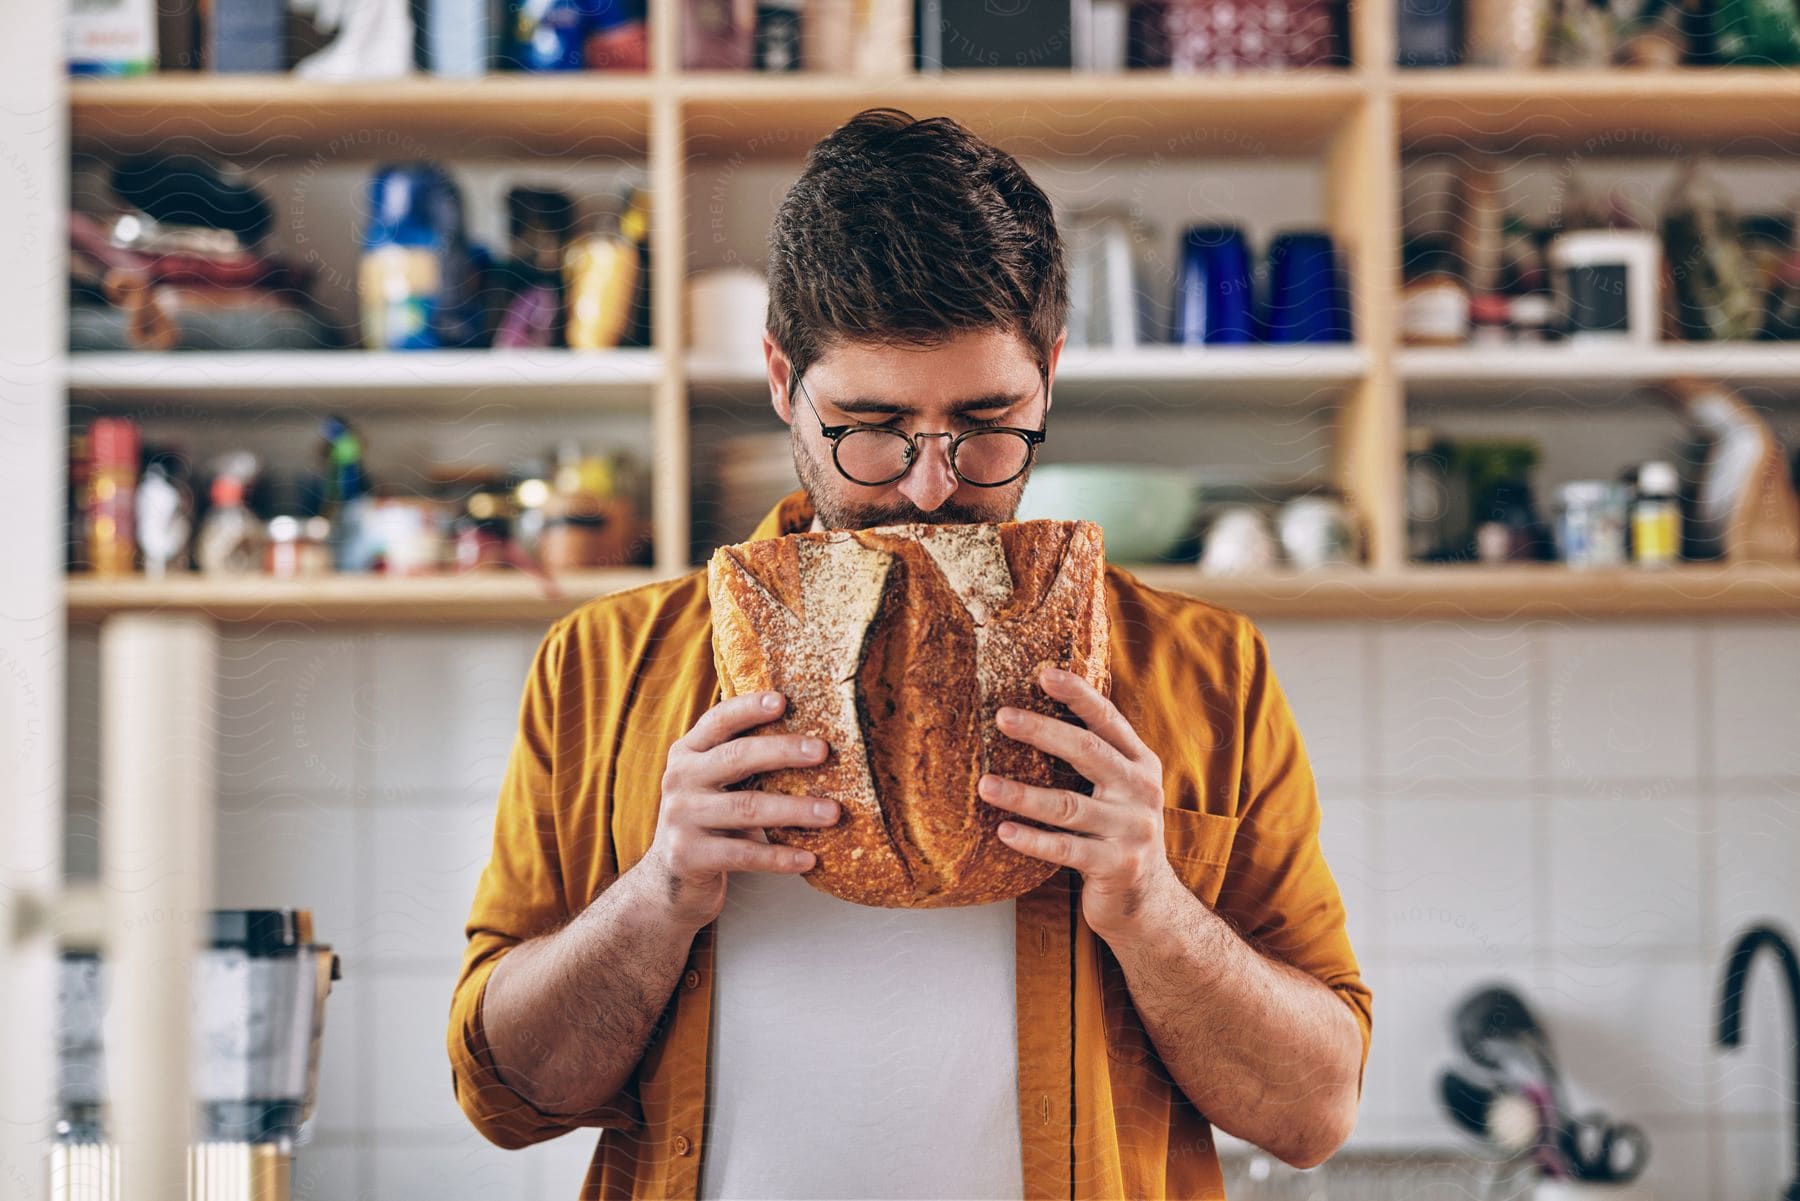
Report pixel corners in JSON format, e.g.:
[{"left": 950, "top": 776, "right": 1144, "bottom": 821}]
[{"left": 1717, "top": 923, "right": 1800, "bottom": 1201}]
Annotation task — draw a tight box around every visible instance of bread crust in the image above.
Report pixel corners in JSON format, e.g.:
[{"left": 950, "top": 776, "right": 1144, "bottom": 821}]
[{"left": 707, "top": 519, "right": 1111, "bottom": 907}]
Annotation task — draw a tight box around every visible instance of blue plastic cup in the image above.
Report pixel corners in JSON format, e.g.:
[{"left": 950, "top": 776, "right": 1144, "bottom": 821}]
[
  {"left": 1263, "top": 230, "right": 1353, "bottom": 343},
  {"left": 1172, "top": 224, "right": 1256, "bottom": 345}
]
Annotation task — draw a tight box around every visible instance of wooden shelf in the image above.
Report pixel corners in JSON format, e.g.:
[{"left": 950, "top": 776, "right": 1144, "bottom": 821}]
[
  {"left": 71, "top": 72, "right": 1367, "bottom": 161},
  {"left": 1400, "top": 343, "right": 1800, "bottom": 404},
  {"left": 63, "top": 64, "right": 1800, "bottom": 616},
  {"left": 679, "top": 71, "right": 1366, "bottom": 158},
  {"left": 65, "top": 562, "right": 1800, "bottom": 623},
  {"left": 66, "top": 349, "right": 664, "bottom": 409},
  {"left": 1396, "top": 69, "right": 1800, "bottom": 153},
  {"left": 1133, "top": 563, "right": 1800, "bottom": 619},
  {"left": 689, "top": 344, "right": 1368, "bottom": 406},
  {"left": 68, "top": 74, "right": 652, "bottom": 160},
  {"left": 65, "top": 569, "right": 666, "bottom": 624}
]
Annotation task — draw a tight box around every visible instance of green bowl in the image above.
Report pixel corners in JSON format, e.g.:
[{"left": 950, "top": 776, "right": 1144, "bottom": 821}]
[{"left": 1016, "top": 464, "right": 1200, "bottom": 563}]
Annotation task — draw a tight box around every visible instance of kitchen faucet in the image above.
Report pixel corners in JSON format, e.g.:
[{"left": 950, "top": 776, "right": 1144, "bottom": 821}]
[{"left": 1717, "top": 923, "right": 1800, "bottom": 1201}]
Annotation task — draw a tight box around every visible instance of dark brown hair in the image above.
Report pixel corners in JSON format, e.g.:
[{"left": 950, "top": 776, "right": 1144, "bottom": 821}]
[{"left": 765, "top": 107, "right": 1067, "bottom": 384}]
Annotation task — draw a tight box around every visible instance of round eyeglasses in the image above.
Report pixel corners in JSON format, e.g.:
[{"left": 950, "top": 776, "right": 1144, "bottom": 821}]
[{"left": 793, "top": 367, "right": 1049, "bottom": 488}]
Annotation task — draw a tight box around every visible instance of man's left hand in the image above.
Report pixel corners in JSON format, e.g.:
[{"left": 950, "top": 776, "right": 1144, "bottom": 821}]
[{"left": 981, "top": 665, "right": 1184, "bottom": 944}]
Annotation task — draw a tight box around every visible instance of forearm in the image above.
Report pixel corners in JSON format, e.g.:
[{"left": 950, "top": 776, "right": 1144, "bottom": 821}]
[
  {"left": 481, "top": 865, "right": 698, "bottom": 1116},
  {"left": 1109, "top": 882, "right": 1362, "bottom": 1169}
]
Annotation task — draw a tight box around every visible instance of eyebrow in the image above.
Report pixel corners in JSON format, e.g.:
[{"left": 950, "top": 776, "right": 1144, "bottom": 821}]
[{"left": 826, "top": 390, "right": 1033, "bottom": 418}]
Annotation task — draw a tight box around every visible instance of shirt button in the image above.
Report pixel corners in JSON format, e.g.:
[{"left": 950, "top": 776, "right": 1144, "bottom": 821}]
[
  {"left": 674, "top": 1134, "right": 692, "bottom": 1157},
  {"left": 683, "top": 969, "right": 701, "bottom": 990}
]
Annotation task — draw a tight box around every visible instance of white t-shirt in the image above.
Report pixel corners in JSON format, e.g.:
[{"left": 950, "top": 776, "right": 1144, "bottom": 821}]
[{"left": 698, "top": 860, "right": 1024, "bottom": 1201}]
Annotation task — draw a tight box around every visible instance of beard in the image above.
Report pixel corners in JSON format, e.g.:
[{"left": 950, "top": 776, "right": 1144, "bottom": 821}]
[{"left": 792, "top": 430, "right": 1032, "bottom": 531}]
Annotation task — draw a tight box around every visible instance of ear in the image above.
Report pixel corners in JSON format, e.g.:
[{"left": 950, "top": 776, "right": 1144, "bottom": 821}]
[
  {"left": 764, "top": 331, "right": 793, "bottom": 426},
  {"left": 1045, "top": 328, "right": 1067, "bottom": 414}
]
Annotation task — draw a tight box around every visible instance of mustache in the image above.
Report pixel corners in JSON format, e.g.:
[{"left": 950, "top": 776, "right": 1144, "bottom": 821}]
[{"left": 848, "top": 501, "right": 991, "bottom": 527}]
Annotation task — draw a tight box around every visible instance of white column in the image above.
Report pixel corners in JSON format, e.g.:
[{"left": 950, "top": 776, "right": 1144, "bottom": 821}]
[
  {"left": 101, "top": 615, "right": 217, "bottom": 1201},
  {"left": 0, "top": 0, "right": 67, "bottom": 1194}
]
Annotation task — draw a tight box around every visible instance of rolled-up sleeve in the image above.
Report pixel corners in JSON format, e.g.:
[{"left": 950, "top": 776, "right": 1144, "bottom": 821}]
[
  {"left": 1214, "top": 621, "right": 1374, "bottom": 1081},
  {"left": 446, "top": 618, "right": 642, "bottom": 1148}
]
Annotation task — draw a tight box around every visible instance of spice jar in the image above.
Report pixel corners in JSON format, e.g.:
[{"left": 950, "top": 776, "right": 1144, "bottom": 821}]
[{"left": 1555, "top": 480, "right": 1629, "bottom": 568}]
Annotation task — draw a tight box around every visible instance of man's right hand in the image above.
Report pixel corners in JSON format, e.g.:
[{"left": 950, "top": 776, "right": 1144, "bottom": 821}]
[{"left": 641, "top": 691, "right": 838, "bottom": 932}]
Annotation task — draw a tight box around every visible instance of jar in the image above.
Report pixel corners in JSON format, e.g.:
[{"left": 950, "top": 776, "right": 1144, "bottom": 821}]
[
  {"left": 265, "top": 516, "right": 333, "bottom": 579},
  {"left": 1401, "top": 274, "right": 1471, "bottom": 345},
  {"left": 1555, "top": 480, "right": 1629, "bottom": 568},
  {"left": 1631, "top": 460, "right": 1682, "bottom": 567}
]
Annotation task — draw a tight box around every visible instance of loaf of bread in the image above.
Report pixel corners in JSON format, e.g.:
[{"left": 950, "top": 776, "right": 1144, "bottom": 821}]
[{"left": 707, "top": 519, "right": 1111, "bottom": 908}]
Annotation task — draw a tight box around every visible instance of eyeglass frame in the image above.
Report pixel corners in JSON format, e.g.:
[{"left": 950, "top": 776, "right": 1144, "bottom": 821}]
[{"left": 790, "top": 362, "right": 1051, "bottom": 488}]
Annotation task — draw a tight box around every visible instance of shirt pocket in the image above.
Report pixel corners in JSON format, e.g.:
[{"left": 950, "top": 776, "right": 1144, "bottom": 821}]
[{"left": 1161, "top": 805, "right": 1239, "bottom": 908}]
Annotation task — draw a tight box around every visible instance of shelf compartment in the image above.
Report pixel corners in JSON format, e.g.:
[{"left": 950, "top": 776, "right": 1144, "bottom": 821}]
[
  {"left": 1399, "top": 343, "right": 1800, "bottom": 404},
  {"left": 65, "top": 569, "right": 665, "bottom": 624},
  {"left": 70, "top": 75, "right": 653, "bottom": 159},
  {"left": 66, "top": 349, "right": 665, "bottom": 409},
  {"left": 681, "top": 72, "right": 1368, "bottom": 159},
  {"left": 1133, "top": 563, "right": 1800, "bottom": 618},
  {"left": 688, "top": 345, "right": 1368, "bottom": 407},
  {"left": 65, "top": 563, "right": 1800, "bottom": 623},
  {"left": 1396, "top": 69, "right": 1800, "bottom": 153}
]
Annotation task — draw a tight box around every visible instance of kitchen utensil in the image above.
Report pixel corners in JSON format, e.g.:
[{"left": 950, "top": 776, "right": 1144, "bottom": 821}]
[
  {"left": 687, "top": 267, "right": 771, "bottom": 365},
  {"left": 1171, "top": 224, "right": 1255, "bottom": 345},
  {"left": 1200, "top": 504, "right": 1280, "bottom": 574},
  {"left": 1064, "top": 209, "right": 1154, "bottom": 351},
  {"left": 1665, "top": 378, "right": 1800, "bottom": 564},
  {"left": 1546, "top": 229, "right": 1661, "bottom": 345},
  {"left": 1016, "top": 463, "right": 1199, "bottom": 562},
  {"left": 1276, "top": 492, "right": 1358, "bottom": 568},
  {"left": 53, "top": 910, "right": 342, "bottom": 1200},
  {"left": 1263, "top": 230, "right": 1352, "bottom": 343},
  {"left": 1442, "top": 985, "right": 1653, "bottom": 1187}
]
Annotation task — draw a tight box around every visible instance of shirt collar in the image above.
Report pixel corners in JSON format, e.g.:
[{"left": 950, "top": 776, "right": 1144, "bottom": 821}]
[{"left": 747, "top": 488, "right": 817, "bottom": 542}]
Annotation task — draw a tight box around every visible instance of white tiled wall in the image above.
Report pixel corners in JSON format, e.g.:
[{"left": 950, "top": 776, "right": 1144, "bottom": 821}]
[{"left": 64, "top": 616, "right": 1800, "bottom": 1199}]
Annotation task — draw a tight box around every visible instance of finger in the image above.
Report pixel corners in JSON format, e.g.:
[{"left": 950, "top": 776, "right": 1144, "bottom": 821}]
[
  {"left": 994, "top": 820, "right": 1111, "bottom": 876},
  {"left": 993, "top": 705, "right": 1131, "bottom": 788},
  {"left": 692, "top": 832, "right": 816, "bottom": 875},
  {"left": 679, "top": 691, "right": 789, "bottom": 754},
  {"left": 697, "top": 731, "right": 830, "bottom": 787},
  {"left": 977, "top": 774, "right": 1129, "bottom": 837},
  {"left": 689, "top": 791, "right": 840, "bottom": 830},
  {"left": 1036, "top": 666, "right": 1152, "bottom": 763}
]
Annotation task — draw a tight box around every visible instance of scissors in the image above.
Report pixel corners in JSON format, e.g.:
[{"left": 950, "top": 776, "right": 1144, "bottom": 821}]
[{"left": 1558, "top": 1110, "right": 1650, "bottom": 1183}]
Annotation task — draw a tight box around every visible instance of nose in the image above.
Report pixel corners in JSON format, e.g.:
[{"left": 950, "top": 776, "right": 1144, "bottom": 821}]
[{"left": 895, "top": 432, "right": 959, "bottom": 513}]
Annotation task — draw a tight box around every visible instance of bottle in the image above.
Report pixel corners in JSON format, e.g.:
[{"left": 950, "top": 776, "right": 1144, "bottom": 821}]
[
  {"left": 86, "top": 418, "right": 140, "bottom": 576},
  {"left": 197, "top": 471, "right": 265, "bottom": 576},
  {"left": 1631, "top": 460, "right": 1682, "bottom": 567}
]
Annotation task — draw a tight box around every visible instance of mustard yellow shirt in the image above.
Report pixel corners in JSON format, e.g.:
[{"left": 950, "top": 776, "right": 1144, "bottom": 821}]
[{"left": 449, "top": 490, "right": 1373, "bottom": 1200}]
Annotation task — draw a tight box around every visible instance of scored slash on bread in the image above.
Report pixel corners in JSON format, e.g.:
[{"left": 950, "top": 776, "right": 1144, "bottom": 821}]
[{"left": 707, "top": 519, "right": 1111, "bottom": 908}]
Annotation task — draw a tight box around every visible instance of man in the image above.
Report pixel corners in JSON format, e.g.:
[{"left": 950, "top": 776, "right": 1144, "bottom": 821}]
[{"left": 449, "top": 107, "right": 1371, "bottom": 1200}]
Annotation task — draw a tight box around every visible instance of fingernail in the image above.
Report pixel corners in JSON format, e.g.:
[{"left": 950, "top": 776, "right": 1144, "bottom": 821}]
[
  {"left": 812, "top": 800, "right": 836, "bottom": 821},
  {"left": 791, "top": 851, "right": 814, "bottom": 870},
  {"left": 997, "top": 822, "right": 1018, "bottom": 838},
  {"left": 1043, "top": 666, "right": 1070, "bottom": 684},
  {"left": 996, "top": 708, "right": 1019, "bottom": 726},
  {"left": 978, "top": 774, "right": 1000, "bottom": 796},
  {"left": 762, "top": 692, "right": 782, "bottom": 712},
  {"left": 802, "top": 738, "right": 826, "bottom": 757}
]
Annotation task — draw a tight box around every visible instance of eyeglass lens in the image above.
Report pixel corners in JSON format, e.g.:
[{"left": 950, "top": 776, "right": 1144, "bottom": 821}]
[{"left": 835, "top": 428, "right": 1034, "bottom": 486}]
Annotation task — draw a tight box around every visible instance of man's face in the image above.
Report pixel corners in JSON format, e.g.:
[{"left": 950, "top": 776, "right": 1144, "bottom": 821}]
[{"left": 766, "top": 326, "right": 1063, "bottom": 531}]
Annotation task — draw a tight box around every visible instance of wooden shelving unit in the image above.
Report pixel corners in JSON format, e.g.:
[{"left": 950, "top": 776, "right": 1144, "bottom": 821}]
[
  {"left": 61, "top": 0, "right": 1800, "bottom": 623},
  {"left": 65, "top": 562, "right": 1800, "bottom": 622}
]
